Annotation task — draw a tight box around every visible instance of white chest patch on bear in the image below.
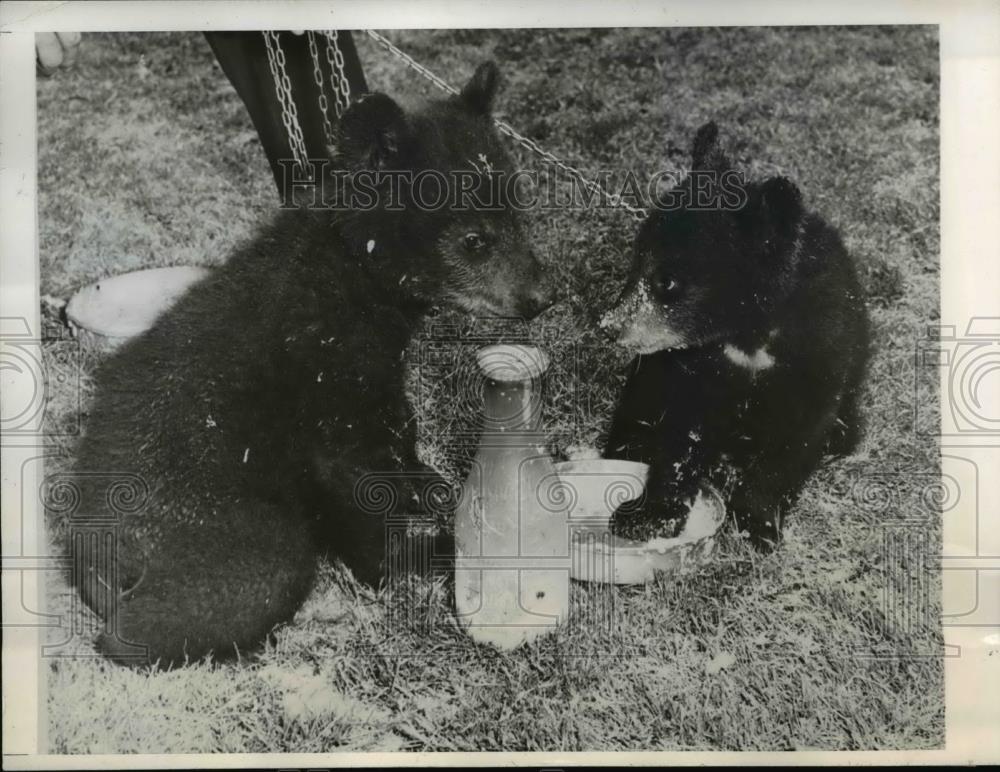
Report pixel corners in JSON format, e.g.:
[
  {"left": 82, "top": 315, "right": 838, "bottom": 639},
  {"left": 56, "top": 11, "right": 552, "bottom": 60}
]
[{"left": 723, "top": 343, "right": 776, "bottom": 372}]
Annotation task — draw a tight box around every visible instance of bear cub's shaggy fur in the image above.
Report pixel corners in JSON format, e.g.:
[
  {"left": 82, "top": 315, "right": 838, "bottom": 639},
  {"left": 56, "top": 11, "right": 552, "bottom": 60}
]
[
  {"left": 71, "top": 63, "right": 552, "bottom": 667},
  {"left": 602, "top": 122, "right": 870, "bottom": 548}
]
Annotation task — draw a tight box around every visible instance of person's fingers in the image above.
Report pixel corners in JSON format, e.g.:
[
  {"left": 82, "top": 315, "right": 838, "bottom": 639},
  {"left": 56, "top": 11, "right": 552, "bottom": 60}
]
[
  {"left": 36, "top": 31, "right": 64, "bottom": 76},
  {"left": 56, "top": 31, "right": 82, "bottom": 67},
  {"left": 36, "top": 31, "right": 80, "bottom": 76}
]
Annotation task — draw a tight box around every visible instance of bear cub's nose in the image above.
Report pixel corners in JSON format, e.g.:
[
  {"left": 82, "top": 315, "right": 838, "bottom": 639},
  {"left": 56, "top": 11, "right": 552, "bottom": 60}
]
[{"left": 517, "top": 282, "right": 557, "bottom": 320}]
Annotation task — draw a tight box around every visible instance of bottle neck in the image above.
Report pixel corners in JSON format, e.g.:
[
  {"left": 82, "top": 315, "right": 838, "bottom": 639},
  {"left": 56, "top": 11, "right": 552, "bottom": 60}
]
[{"left": 480, "top": 377, "right": 542, "bottom": 437}]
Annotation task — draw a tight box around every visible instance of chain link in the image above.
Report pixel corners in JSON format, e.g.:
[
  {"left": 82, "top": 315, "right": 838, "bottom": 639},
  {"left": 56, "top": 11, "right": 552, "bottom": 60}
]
[
  {"left": 364, "top": 30, "right": 460, "bottom": 97},
  {"left": 306, "top": 31, "right": 337, "bottom": 148},
  {"left": 263, "top": 31, "right": 309, "bottom": 168},
  {"left": 493, "top": 119, "right": 647, "bottom": 221},
  {"left": 363, "top": 29, "right": 646, "bottom": 222},
  {"left": 319, "top": 31, "right": 352, "bottom": 119}
]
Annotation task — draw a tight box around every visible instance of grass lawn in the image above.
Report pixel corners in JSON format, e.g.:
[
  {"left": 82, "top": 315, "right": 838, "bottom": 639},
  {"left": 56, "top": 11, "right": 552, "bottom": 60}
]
[{"left": 38, "top": 27, "right": 942, "bottom": 752}]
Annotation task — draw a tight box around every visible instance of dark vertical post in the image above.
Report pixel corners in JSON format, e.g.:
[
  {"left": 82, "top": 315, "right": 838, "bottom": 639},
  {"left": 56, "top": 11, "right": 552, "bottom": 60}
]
[{"left": 204, "top": 31, "right": 369, "bottom": 195}]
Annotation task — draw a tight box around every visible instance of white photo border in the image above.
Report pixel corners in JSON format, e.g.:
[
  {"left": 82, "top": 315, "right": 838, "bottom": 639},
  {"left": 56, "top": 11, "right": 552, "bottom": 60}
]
[{"left": 2, "top": 0, "right": 997, "bottom": 767}]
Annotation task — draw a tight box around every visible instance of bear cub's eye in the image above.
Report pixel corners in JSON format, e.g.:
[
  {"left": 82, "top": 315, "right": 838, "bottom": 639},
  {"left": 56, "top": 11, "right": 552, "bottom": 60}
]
[
  {"left": 654, "top": 276, "right": 681, "bottom": 296},
  {"left": 463, "top": 232, "right": 487, "bottom": 251}
]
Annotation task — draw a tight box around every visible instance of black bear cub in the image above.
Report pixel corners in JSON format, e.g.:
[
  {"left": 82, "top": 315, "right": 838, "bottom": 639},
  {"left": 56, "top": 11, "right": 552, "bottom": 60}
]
[
  {"left": 71, "top": 63, "right": 553, "bottom": 667},
  {"left": 602, "top": 122, "right": 869, "bottom": 548}
]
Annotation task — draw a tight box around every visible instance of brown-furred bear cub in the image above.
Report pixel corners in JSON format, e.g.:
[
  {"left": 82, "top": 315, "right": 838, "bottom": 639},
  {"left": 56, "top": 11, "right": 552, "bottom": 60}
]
[
  {"left": 70, "top": 62, "right": 554, "bottom": 668},
  {"left": 601, "top": 121, "right": 869, "bottom": 548}
]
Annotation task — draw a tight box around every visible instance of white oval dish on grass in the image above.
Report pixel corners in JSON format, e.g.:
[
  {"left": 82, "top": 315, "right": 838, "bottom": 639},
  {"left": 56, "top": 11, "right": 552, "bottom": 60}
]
[
  {"left": 66, "top": 265, "right": 210, "bottom": 344},
  {"left": 554, "top": 458, "right": 726, "bottom": 585}
]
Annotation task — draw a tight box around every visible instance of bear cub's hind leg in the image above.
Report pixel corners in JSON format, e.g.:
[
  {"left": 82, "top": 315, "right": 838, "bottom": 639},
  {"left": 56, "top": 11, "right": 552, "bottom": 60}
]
[{"left": 95, "top": 502, "right": 316, "bottom": 668}]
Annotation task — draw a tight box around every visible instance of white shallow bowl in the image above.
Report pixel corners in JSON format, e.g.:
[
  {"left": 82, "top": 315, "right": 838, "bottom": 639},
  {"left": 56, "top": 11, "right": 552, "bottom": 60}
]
[
  {"left": 66, "top": 265, "right": 210, "bottom": 344},
  {"left": 554, "top": 458, "right": 726, "bottom": 585}
]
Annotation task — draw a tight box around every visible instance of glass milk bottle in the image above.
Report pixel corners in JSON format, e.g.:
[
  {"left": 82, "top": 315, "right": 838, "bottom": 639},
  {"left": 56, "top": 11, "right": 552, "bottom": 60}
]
[{"left": 454, "top": 344, "right": 570, "bottom": 648}]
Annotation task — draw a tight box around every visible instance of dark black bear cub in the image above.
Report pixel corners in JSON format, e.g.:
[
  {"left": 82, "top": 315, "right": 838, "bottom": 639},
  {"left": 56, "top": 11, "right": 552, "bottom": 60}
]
[
  {"left": 602, "top": 122, "right": 869, "bottom": 548},
  {"left": 72, "top": 63, "right": 553, "bottom": 667}
]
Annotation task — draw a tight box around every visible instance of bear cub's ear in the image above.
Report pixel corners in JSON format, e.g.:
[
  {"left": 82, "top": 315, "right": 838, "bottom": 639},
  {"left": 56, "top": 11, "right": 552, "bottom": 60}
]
[
  {"left": 745, "top": 176, "right": 805, "bottom": 260},
  {"left": 459, "top": 61, "right": 501, "bottom": 115},
  {"left": 338, "top": 92, "right": 412, "bottom": 171},
  {"left": 758, "top": 176, "right": 803, "bottom": 231},
  {"left": 690, "top": 120, "right": 731, "bottom": 173}
]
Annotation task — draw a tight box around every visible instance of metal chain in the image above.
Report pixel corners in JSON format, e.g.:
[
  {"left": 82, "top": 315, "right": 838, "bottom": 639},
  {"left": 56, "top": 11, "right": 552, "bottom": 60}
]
[
  {"left": 492, "top": 119, "right": 647, "bottom": 221},
  {"left": 364, "top": 29, "right": 460, "bottom": 97},
  {"left": 363, "top": 29, "right": 646, "bottom": 221},
  {"left": 306, "top": 31, "right": 337, "bottom": 147},
  {"left": 263, "top": 31, "right": 309, "bottom": 168},
  {"left": 320, "top": 31, "right": 352, "bottom": 118}
]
